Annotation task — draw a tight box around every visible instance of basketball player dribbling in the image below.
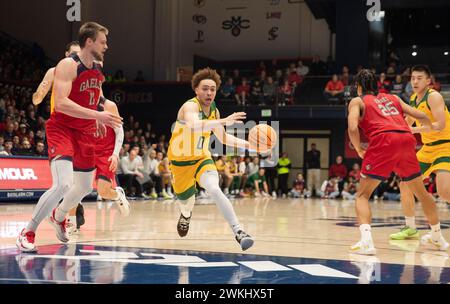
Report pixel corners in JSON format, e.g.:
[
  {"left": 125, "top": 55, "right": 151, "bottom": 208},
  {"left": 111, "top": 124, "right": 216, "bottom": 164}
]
[
  {"left": 17, "top": 22, "right": 123, "bottom": 252},
  {"left": 347, "top": 69, "right": 448, "bottom": 255},
  {"left": 167, "top": 68, "right": 254, "bottom": 251},
  {"left": 390, "top": 65, "right": 450, "bottom": 249}
]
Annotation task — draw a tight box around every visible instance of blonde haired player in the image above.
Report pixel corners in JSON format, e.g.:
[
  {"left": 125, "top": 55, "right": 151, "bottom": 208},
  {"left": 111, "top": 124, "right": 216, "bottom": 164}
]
[
  {"left": 32, "top": 41, "right": 86, "bottom": 232},
  {"left": 168, "top": 67, "right": 254, "bottom": 251},
  {"left": 390, "top": 65, "right": 449, "bottom": 250}
]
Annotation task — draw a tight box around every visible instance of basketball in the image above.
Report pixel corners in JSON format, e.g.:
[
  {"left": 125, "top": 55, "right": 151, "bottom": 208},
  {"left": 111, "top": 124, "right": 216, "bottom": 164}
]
[{"left": 248, "top": 124, "right": 277, "bottom": 153}]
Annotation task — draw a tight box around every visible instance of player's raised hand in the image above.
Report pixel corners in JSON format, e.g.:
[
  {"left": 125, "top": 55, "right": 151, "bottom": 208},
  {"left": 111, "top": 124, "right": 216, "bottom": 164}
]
[
  {"left": 97, "top": 111, "right": 122, "bottom": 129},
  {"left": 224, "top": 112, "right": 246, "bottom": 126},
  {"left": 108, "top": 154, "right": 119, "bottom": 172}
]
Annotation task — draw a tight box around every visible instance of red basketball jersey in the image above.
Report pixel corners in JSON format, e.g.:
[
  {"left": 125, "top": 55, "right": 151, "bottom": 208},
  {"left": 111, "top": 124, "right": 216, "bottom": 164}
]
[
  {"left": 96, "top": 125, "right": 115, "bottom": 154},
  {"left": 50, "top": 54, "right": 105, "bottom": 133},
  {"left": 358, "top": 93, "right": 410, "bottom": 140}
]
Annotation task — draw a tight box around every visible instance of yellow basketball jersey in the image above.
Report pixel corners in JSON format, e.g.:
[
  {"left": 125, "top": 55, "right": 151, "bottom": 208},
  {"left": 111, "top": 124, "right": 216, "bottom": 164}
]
[
  {"left": 410, "top": 88, "right": 450, "bottom": 144},
  {"left": 168, "top": 97, "right": 218, "bottom": 162}
]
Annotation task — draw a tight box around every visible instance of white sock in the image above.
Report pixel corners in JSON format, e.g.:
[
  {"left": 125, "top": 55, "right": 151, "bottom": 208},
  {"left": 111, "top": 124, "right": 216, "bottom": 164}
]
[
  {"left": 359, "top": 224, "right": 373, "bottom": 242},
  {"left": 179, "top": 196, "right": 195, "bottom": 218},
  {"left": 405, "top": 216, "right": 416, "bottom": 229},
  {"left": 200, "top": 170, "right": 242, "bottom": 235},
  {"left": 430, "top": 223, "right": 442, "bottom": 241}
]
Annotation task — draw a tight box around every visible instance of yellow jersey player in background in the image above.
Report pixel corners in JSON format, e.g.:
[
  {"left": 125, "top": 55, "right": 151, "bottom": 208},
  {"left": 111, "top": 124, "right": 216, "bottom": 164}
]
[
  {"left": 168, "top": 67, "right": 254, "bottom": 251},
  {"left": 390, "top": 65, "right": 449, "bottom": 251},
  {"left": 32, "top": 41, "right": 81, "bottom": 108}
]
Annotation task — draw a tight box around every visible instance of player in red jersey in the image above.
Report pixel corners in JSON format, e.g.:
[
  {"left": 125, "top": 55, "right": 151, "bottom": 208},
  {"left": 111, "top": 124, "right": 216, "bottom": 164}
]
[
  {"left": 17, "top": 22, "right": 122, "bottom": 252},
  {"left": 66, "top": 96, "right": 130, "bottom": 235},
  {"left": 347, "top": 69, "right": 448, "bottom": 255}
]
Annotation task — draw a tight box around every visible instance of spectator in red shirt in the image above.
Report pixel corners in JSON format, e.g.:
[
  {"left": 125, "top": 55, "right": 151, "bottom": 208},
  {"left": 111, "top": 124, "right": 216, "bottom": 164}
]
[
  {"left": 278, "top": 80, "right": 294, "bottom": 106},
  {"left": 349, "top": 163, "right": 361, "bottom": 181},
  {"left": 324, "top": 74, "right": 345, "bottom": 105},
  {"left": 235, "top": 78, "right": 250, "bottom": 106},
  {"left": 377, "top": 72, "right": 391, "bottom": 93},
  {"left": 288, "top": 70, "right": 303, "bottom": 86},
  {"left": 329, "top": 155, "right": 348, "bottom": 191}
]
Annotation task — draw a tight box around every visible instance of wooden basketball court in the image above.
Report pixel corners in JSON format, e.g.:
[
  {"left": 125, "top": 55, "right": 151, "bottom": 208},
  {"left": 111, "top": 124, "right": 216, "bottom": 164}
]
[{"left": 1, "top": 197, "right": 449, "bottom": 284}]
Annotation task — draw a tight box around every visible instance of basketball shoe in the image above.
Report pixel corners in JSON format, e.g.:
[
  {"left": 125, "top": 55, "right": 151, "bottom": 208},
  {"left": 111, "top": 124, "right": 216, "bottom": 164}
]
[
  {"left": 389, "top": 226, "right": 419, "bottom": 240},
  {"left": 420, "top": 233, "right": 449, "bottom": 251},
  {"left": 349, "top": 239, "right": 376, "bottom": 255},
  {"left": 16, "top": 228, "right": 37, "bottom": 253},
  {"left": 114, "top": 187, "right": 130, "bottom": 216},
  {"left": 177, "top": 213, "right": 191, "bottom": 237},
  {"left": 235, "top": 230, "right": 254, "bottom": 251},
  {"left": 47, "top": 209, "right": 69, "bottom": 243}
]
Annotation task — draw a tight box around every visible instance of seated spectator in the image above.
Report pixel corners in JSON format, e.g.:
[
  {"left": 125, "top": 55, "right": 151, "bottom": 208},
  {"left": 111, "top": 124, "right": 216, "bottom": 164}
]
[
  {"left": 34, "top": 140, "right": 47, "bottom": 157},
  {"left": 290, "top": 173, "right": 311, "bottom": 198},
  {"left": 118, "top": 146, "right": 145, "bottom": 197},
  {"left": 287, "top": 69, "right": 303, "bottom": 87},
  {"left": 244, "top": 168, "right": 270, "bottom": 197},
  {"left": 377, "top": 73, "right": 391, "bottom": 93},
  {"left": 383, "top": 174, "right": 401, "bottom": 201},
  {"left": 296, "top": 60, "right": 309, "bottom": 77},
  {"left": 232, "top": 69, "right": 241, "bottom": 86},
  {"left": 220, "top": 78, "right": 236, "bottom": 101},
  {"left": 256, "top": 61, "right": 266, "bottom": 77},
  {"left": 13, "top": 138, "right": 34, "bottom": 156},
  {"left": 0, "top": 135, "right": 4, "bottom": 153},
  {"left": 310, "top": 54, "right": 327, "bottom": 75},
  {"left": 227, "top": 156, "right": 243, "bottom": 196},
  {"left": 274, "top": 69, "right": 283, "bottom": 86},
  {"left": 329, "top": 155, "right": 347, "bottom": 191},
  {"left": 2, "top": 122, "right": 15, "bottom": 141},
  {"left": 113, "top": 70, "right": 127, "bottom": 82},
  {"left": 262, "top": 76, "right": 276, "bottom": 105},
  {"left": 324, "top": 74, "right": 344, "bottom": 105},
  {"left": 349, "top": 163, "right": 361, "bottom": 181},
  {"left": 390, "top": 75, "right": 404, "bottom": 97},
  {"left": 317, "top": 177, "right": 340, "bottom": 199},
  {"left": 259, "top": 70, "right": 267, "bottom": 86},
  {"left": 342, "top": 176, "right": 358, "bottom": 200},
  {"left": 134, "top": 70, "right": 145, "bottom": 82},
  {"left": 216, "top": 156, "right": 232, "bottom": 195},
  {"left": 235, "top": 78, "right": 250, "bottom": 106},
  {"left": 430, "top": 75, "right": 441, "bottom": 92},
  {"left": 158, "top": 152, "right": 174, "bottom": 198},
  {"left": 0, "top": 139, "right": 13, "bottom": 156},
  {"left": 386, "top": 64, "right": 397, "bottom": 81},
  {"left": 250, "top": 80, "right": 264, "bottom": 105},
  {"left": 278, "top": 80, "right": 294, "bottom": 106}
]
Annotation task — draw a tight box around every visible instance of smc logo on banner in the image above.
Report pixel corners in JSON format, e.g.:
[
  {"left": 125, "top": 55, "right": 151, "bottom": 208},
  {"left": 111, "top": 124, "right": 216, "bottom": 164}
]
[{"left": 0, "top": 157, "right": 51, "bottom": 190}]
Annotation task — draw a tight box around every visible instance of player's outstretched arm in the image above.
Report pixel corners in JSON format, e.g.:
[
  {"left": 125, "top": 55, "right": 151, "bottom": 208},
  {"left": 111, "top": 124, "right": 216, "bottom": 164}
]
[
  {"left": 183, "top": 102, "right": 246, "bottom": 132},
  {"left": 212, "top": 109, "right": 250, "bottom": 150},
  {"left": 53, "top": 58, "right": 122, "bottom": 128},
  {"left": 32, "top": 67, "right": 54, "bottom": 105},
  {"left": 396, "top": 96, "right": 434, "bottom": 133},
  {"left": 347, "top": 97, "right": 365, "bottom": 159}
]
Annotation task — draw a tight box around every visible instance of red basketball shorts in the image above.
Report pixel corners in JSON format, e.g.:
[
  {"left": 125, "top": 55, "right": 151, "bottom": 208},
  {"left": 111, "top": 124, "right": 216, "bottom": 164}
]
[
  {"left": 46, "top": 119, "right": 96, "bottom": 171},
  {"left": 361, "top": 131, "right": 421, "bottom": 181}
]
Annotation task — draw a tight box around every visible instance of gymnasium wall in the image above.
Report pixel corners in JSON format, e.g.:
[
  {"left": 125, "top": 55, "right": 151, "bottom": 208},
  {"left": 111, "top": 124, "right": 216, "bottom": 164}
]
[{"left": 154, "top": 0, "right": 334, "bottom": 80}]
